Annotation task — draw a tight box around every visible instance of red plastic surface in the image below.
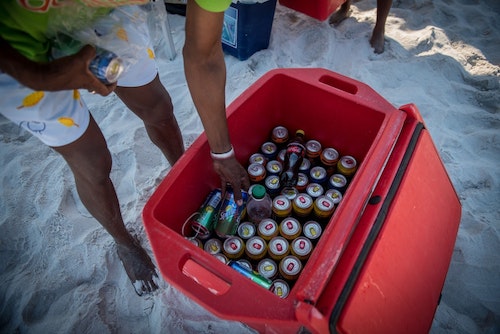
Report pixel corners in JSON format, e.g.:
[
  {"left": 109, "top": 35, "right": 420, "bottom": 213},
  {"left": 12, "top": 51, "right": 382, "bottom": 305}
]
[
  {"left": 279, "top": 0, "right": 346, "bottom": 21},
  {"left": 142, "top": 69, "right": 460, "bottom": 333}
]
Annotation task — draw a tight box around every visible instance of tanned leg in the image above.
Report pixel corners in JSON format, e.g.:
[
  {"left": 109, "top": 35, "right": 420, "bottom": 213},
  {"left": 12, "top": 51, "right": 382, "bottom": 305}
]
[
  {"left": 329, "top": 0, "right": 352, "bottom": 26},
  {"left": 370, "top": 0, "right": 392, "bottom": 54}
]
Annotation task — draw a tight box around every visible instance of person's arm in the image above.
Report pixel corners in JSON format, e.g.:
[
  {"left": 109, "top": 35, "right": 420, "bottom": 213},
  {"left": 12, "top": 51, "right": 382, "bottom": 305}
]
[
  {"left": 0, "top": 36, "right": 115, "bottom": 95},
  {"left": 183, "top": 0, "right": 249, "bottom": 203}
]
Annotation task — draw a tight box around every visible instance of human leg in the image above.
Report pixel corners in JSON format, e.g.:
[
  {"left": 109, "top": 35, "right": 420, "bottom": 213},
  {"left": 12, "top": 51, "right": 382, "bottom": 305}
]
[
  {"left": 329, "top": 0, "right": 352, "bottom": 26},
  {"left": 370, "top": 0, "right": 392, "bottom": 54}
]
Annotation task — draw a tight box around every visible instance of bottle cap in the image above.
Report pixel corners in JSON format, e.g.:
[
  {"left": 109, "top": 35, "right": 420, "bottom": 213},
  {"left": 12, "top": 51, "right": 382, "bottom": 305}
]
[{"left": 252, "top": 184, "right": 266, "bottom": 199}]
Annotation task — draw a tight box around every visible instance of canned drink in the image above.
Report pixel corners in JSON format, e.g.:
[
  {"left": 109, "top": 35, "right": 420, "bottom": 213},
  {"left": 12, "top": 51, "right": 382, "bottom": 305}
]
[
  {"left": 191, "top": 189, "right": 223, "bottom": 239},
  {"left": 266, "top": 160, "right": 283, "bottom": 176},
  {"left": 291, "top": 236, "right": 313, "bottom": 261},
  {"left": 257, "top": 218, "right": 279, "bottom": 241},
  {"left": 247, "top": 163, "right": 266, "bottom": 183},
  {"left": 296, "top": 173, "right": 309, "bottom": 192},
  {"left": 223, "top": 236, "right": 245, "bottom": 259},
  {"left": 204, "top": 238, "right": 222, "bottom": 255},
  {"left": 261, "top": 141, "right": 278, "bottom": 160},
  {"left": 328, "top": 173, "right": 348, "bottom": 193},
  {"left": 268, "top": 236, "right": 290, "bottom": 261},
  {"left": 325, "top": 189, "right": 343, "bottom": 205},
  {"left": 280, "top": 186, "right": 299, "bottom": 201},
  {"left": 279, "top": 255, "right": 302, "bottom": 281},
  {"left": 271, "top": 279, "right": 290, "bottom": 298},
  {"left": 279, "top": 217, "right": 302, "bottom": 240},
  {"left": 237, "top": 221, "right": 256, "bottom": 240},
  {"left": 277, "top": 149, "right": 286, "bottom": 165},
  {"left": 306, "top": 139, "right": 322, "bottom": 161},
  {"left": 298, "top": 158, "right": 311, "bottom": 175},
  {"left": 89, "top": 50, "right": 124, "bottom": 84},
  {"left": 245, "top": 236, "right": 268, "bottom": 261},
  {"left": 257, "top": 258, "right": 279, "bottom": 280},
  {"left": 215, "top": 190, "right": 248, "bottom": 238},
  {"left": 185, "top": 237, "right": 203, "bottom": 248},
  {"left": 337, "top": 155, "right": 358, "bottom": 178},
  {"left": 272, "top": 195, "right": 292, "bottom": 221},
  {"left": 264, "top": 175, "right": 281, "bottom": 196},
  {"left": 213, "top": 253, "right": 229, "bottom": 264},
  {"left": 249, "top": 153, "right": 267, "bottom": 166},
  {"left": 320, "top": 147, "right": 340, "bottom": 175},
  {"left": 313, "top": 195, "right": 335, "bottom": 221},
  {"left": 236, "top": 259, "right": 253, "bottom": 271},
  {"left": 271, "top": 126, "right": 289, "bottom": 147},
  {"left": 303, "top": 220, "right": 322, "bottom": 243},
  {"left": 309, "top": 166, "right": 328, "bottom": 185},
  {"left": 306, "top": 182, "right": 324, "bottom": 199},
  {"left": 229, "top": 261, "right": 273, "bottom": 290},
  {"left": 292, "top": 193, "right": 314, "bottom": 218}
]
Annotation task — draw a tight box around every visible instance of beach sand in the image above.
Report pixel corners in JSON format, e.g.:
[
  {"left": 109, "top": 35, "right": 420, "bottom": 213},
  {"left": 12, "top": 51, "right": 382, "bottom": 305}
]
[{"left": 1, "top": 0, "right": 499, "bottom": 333}]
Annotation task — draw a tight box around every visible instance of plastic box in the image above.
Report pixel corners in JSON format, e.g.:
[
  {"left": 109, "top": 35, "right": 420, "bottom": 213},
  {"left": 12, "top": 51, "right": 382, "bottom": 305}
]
[
  {"left": 143, "top": 68, "right": 461, "bottom": 333},
  {"left": 222, "top": 0, "right": 277, "bottom": 60},
  {"left": 279, "top": 0, "right": 345, "bottom": 21}
]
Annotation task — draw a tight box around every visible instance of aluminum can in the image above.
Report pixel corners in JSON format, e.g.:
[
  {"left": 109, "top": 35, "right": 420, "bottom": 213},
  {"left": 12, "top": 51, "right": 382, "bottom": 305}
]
[
  {"left": 277, "top": 149, "right": 286, "bottom": 165},
  {"left": 89, "top": 50, "right": 124, "bottom": 84},
  {"left": 328, "top": 173, "right": 348, "bottom": 193},
  {"left": 213, "top": 253, "right": 229, "bottom": 264},
  {"left": 237, "top": 221, "right": 256, "bottom": 240},
  {"left": 279, "top": 217, "right": 302, "bottom": 240},
  {"left": 247, "top": 163, "right": 266, "bottom": 183},
  {"left": 223, "top": 236, "right": 245, "bottom": 259},
  {"left": 279, "top": 255, "right": 302, "bottom": 281},
  {"left": 268, "top": 236, "right": 290, "bottom": 261},
  {"left": 257, "top": 258, "right": 279, "bottom": 280},
  {"left": 257, "top": 218, "right": 279, "bottom": 241},
  {"left": 306, "top": 182, "right": 324, "bottom": 199},
  {"left": 325, "top": 189, "right": 343, "bottom": 205},
  {"left": 191, "top": 189, "right": 223, "bottom": 239},
  {"left": 320, "top": 147, "right": 340, "bottom": 175},
  {"left": 264, "top": 175, "right": 281, "bottom": 196},
  {"left": 271, "top": 279, "right": 290, "bottom": 298},
  {"left": 292, "top": 193, "right": 314, "bottom": 218},
  {"left": 272, "top": 195, "right": 292, "bottom": 221},
  {"left": 229, "top": 261, "right": 273, "bottom": 290},
  {"left": 215, "top": 190, "right": 248, "bottom": 238},
  {"left": 303, "top": 220, "right": 322, "bottom": 243},
  {"left": 298, "top": 158, "right": 311, "bottom": 175},
  {"left": 305, "top": 139, "right": 322, "bottom": 161},
  {"left": 280, "top": 186, "right": 299, "bottom": 201},
  {"left": 261, "top": 141, "right": 278, "bottom": 160},
  {"left": 271, "top": 126, "right": 289, "bottom": 147},
  {"left": 313, "top": 195, "right": 335, "bottom": 221},
  {"left": 296, "top": 173, "right": 309, "bottom": 192},
  {"left": 249, "top": 152, "right": 267, "bottom": 166},
  {"left": 185, "top": 237, "right": 203, "bottom": 248},
  {"left": 309, "top": 166, "right": 328, "bottom": 185},
  {"left": 203, "top": 238, "right": 222, "bottom": 255},
  {"left": 337, "top": 155, "right": 358, "bottom": 178},
  {"left": 291, "top": 236, "right": 313, "bottom": 261},
  {"left": 245, "top": 236, "right": 268, "bottom": 261},
  {"left": 236, "top": 259, "right": 253, "bottom": 271},
  {"left": 266, "top": 160, "right": 283, "bottom": 176}
]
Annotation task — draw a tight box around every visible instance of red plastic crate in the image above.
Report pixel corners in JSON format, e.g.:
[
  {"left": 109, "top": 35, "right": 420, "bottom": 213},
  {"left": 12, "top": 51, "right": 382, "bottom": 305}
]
[
  {"left": 279, "top": 0, "right": 346, "bottom": 21},
  {"left": 142, "top": 69, "right": 461, "bottom": 333}
]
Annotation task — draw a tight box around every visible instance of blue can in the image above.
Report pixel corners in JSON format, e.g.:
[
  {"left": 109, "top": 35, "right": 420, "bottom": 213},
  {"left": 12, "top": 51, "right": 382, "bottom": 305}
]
[{"left": 89, "top": 50, "right": 124, "bottom": 84}]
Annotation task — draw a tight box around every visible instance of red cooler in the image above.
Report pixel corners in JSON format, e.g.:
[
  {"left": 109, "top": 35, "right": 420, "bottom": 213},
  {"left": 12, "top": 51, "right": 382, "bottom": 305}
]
[
  {"left": 142, "top": 68, "right": 461, "bottom": 334},
  {"left": 279, "top": 0, "right": 346, "bottom": 21}
]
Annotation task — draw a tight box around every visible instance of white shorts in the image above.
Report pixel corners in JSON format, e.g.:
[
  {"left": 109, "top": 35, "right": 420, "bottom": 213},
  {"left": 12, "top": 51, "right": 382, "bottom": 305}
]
[{"left": 0, "top": 5, "right": 158, "bottom": 147}]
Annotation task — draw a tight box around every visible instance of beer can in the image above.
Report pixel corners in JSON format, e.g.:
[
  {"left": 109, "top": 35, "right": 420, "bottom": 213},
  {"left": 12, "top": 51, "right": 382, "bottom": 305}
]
[
  {"left": 271, "top": 279, "right": 290, "bottom": 299},
  {"left": 247, "top": 163, "right": 266, "bottom": 183},
  {"left": 204, "top": 238, "right": 222, "bottom": 255},
  {"left": 236, "top": 259, "right": 253, "bottom": 271},
  {"left": 237, "top": 221, "right": 256, "bottom": 240},
  {"left": 185, "top": 237, "right": 203, "bottom": 248},
  {"left": 337, "top": 155, "right": 358, "bottom": 178},
  {"left": 261, "top": 141, "right": 278, "bottom": 160},
  {"left": 89, "top": 50, "right": 124, "bottom": 84},
  {"left": 191, "top": 189, "right": 223, "bottom": 239},
  {"left": 245, "top": 236, "right": 268, "bottom": 261},
  {"left": 229, "top": 261, "right": 273, "bottom": 290},
  {"left": 257, "top": 258, "right": 278, "bottom": 280},
  {"left": 328, "top": 173, "right": 348, "bottom": 193},
  {"left": 298, "top": 158, "right": 311, "bottom": 175},
  {"left": 257, "top": 218, "right": 279, "bottom": 241},
  {"left": 291, "top": 236, "right": 313, "bottom": 261},
  {"left": 223, "top": 236, "right": 245, "bottom": 259},
  {"left": 303, "top": 220, "right": 322, "bottom": 243},
  {"left": 292, "top": 193, "right": 314, "bottom": 218},
  {"left": 309, "top": 166, "right": 328, "bottom": 185},
  {"left": 306, "top": 182, "right": 324, "bottom": 199},
  {"left": 279, "top": 255, "right": 302, "bottom": 281},
  {"left": 306, "top": 139, "right": 322, "bottom": 161},
  {"left": 272, "top": 195, "right": 292, "bottom": 221},
  {"left": 279, "top": 217, "right": 302, "bottom": 240},
  {"left": 264, "top": 175, "right": 281, "bottom": 196},
  {"left": 320, "top": 147, "right": 340, "bottom": 175},
  {"left": 277, "top": 149, "right": 286, "bottom": 165},
  {"left": 213, "top": 253, "right": 229, "bottom": 264},
  {"left": 249, "top": 152, "right": 267, "bottom": 166},
  {"left": 266, "top": 160, "right": 283, "bottom": 176},
  {"left": 271, "top": 126, "right": 289, "bottom": 147},
  {"left": 268, "top": 236, "right": 290, "bottom": 261},
  {"left": 313, "top": 195, "right": 335, "bottom": 221},
  {"left": 296, "top": 173, "right": 309, "bottom": 192},
  {"left": 325, "top": 188, "right": 343, "bottom": 205},
  {"left": 281, "top": 186, "right": 299, "bottom": 201},
  {"left": 215, "top": 190, "right": 248, "bottom": 238}
]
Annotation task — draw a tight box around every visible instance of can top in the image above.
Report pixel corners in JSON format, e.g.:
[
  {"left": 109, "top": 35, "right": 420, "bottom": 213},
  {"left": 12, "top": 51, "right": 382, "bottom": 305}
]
[
  {"left": 204, "top": 238, "right": 222, "bottom": 255},
  {"left": 303, "top": 221, "right": 322, "bottom": 240},
  {"left": 249, "top": 153, "right": 267, "bottom": 165},
  {"left": 258, "top": 218, "right": 278, "bottom": 237},
  {"left": 280, "top": 217, "right": 301, "bottom": 235},
  {"left": 245, "top": 236, "right": 267, "bottom": 255},
  {"left": 271, "top": 279, "right": 290, "bottom": 298},
  {"left": 272, "top": 126, "right": 289, "bottom": 142},
  {"left": 265, "top": 175, "right": 281, "bottom": 190},
  {"left": 299, "top": 158, "right": 311, "bottom": 171},
  {"left": 248, "top": 163, "right": 266, "bottom": 177},
  {"left": 273, "top": 195, "right": 291, "bottom": 211},
  {"left": 329, "top": 174, "right": 347, "bottom": 188},
  {"left": 105, "top": 57, "right": 124, "bottom": 83},
  {"left": 306, "top": 140, "right": 322, "bottom": 154},
  {"left": 266, "top": 160, "right": 282, "bottom": 174},
  {"left": 315, "top": 195, "right": 335, "bottom": 212},
  {"left": 238, "top": 222, "right": 256, "bottom": 239},
  {"left": 325, "top": 189, "right": 343, "bottom": 204},
  {"left": 268, "top": 236, "right": 289, "bottom": 255},
  {"left": 310, "top": 166, "right": 327, "bottom": 181},
  {"left": 293, "top": 193, "right": 313, "bottom": 209},
  {"left": 291, "top": 237, "right": 313, "bottom": 256},
  {"left": 306, "top": 183, "right": 324, "bottom": 198},
  {"left": 280, "top": 255, "right": 302, "bottom": 276},
  {"left": 339, "top": 155, "right": 357, "bottom": 169},
  {"left": 223, "top": 236, "right": 245, "bottom": 255},
  {"left": 261, "top": 141, "right": 278, "bottom": 155},
  {"left": 258, "top": 258, "right": 278, "bottom": 278},
  {"left": 281, "top": 187, "right": 299, "bottom": 201}
]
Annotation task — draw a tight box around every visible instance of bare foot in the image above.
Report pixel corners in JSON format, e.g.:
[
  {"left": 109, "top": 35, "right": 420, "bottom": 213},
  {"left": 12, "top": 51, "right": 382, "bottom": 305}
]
[
  {"left": 116, "top": 239, "right": 159, "bottom": 296},
  {"left": 370, "top": 30, "right": 386, "bottom": 54},
  {"left": 329, "top": 3, "right": 351, "bottom": 26}
]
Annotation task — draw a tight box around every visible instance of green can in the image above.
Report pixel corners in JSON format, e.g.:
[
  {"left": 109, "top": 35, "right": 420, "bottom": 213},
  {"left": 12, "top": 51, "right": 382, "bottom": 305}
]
[{"left": 215, "top": 189, "right": 248, "bottom": 238}]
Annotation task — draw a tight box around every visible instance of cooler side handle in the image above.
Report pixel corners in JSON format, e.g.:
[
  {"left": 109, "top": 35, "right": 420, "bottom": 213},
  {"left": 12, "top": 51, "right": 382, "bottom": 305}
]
[{"left": 182, "top": 258, "right": 231, "bottom": 295}]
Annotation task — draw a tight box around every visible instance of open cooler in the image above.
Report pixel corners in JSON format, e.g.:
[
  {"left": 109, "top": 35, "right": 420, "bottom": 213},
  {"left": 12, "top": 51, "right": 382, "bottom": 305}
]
[{"left": 142, "top": 68, "right": 461, "bottom": 334}]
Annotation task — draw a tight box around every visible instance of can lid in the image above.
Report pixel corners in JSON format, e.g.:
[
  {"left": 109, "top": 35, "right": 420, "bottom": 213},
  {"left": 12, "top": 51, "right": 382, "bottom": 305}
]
[
  {"left": 340, "top": 155, "right": 357, "bottom": 168},
  {"left": 261, "top": 141, "right": 277, "bottom": 154},
  {"left": 258, "top": 258, "right": 278, "bottom": 278},
  {"left": 303, "top": 221, "right": 322, "bottom": 239},
  {"left": 248, "top": 163, "right": 266, "bottom": 177},
  {"left": 292, "top": 237, "right": 313, "bottom": 256},
  {"left": 246, "top": 236, "right": 266, "bottom": 255},
  {"left": 259, "top": 218, "right": 278, "bottom": 236},
  {"left": 330, "top": 174, "right": 347, "bottom": 187},
  {"left": 325, "top": 189, "right": 343, "bottom": 204},
  {"left": 271, "top": 279, "right": 290, "bottom": 298},
  {"left": 269, "top": 236, "right": 289, "bottom": 255},
  {"left": 315, "top": 195, "right": 335, "bottom": 211},
  {"left": 238, "top": 222, "right": 256, "bottom": 239},
  {"left": 249, "top": 153, "right": 266, "bottom": 165},
  {"left": 280, "top": 255, "right": 302, "bottom": 275},
  {"left": 266, "top": 160, "right": 282, "bottom": 174},
  {"left": 306, "top": 140, "right": 322, "bottom": 153},
  {"left": 294, "top": 193, "right": 313, "bottom": 208},
  {"left": 281, "top": 217, "right": 301, "bottom": 234},
  {"left": 265, "top": 175, "right": 281, "bottom": 190},
  {"left": 252, "top": 184, "right": 267, "bottom": 199},
  {"left": 273, "top": 195, "right": 291, "bottom": 210},
  {"left": 306, "top": 183, "right": 324, "bottom": 197},
  {"left": 223, "top": 236, "right": 244, "bottom": 255}
]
